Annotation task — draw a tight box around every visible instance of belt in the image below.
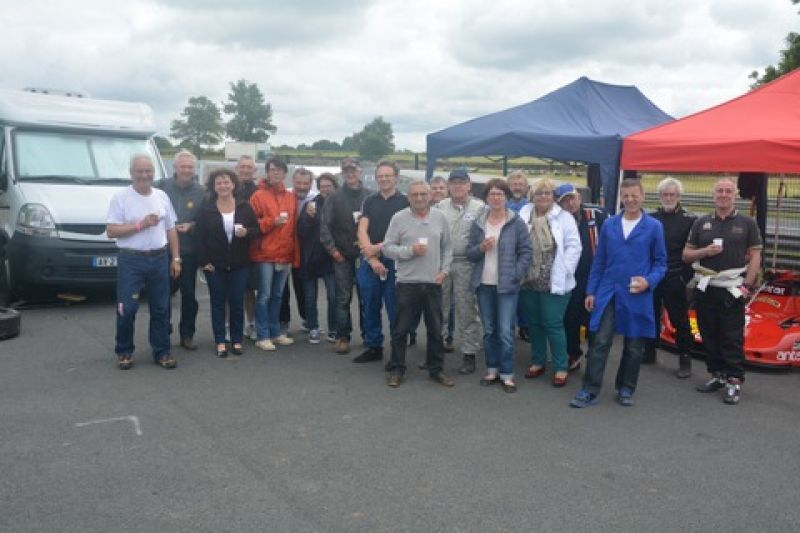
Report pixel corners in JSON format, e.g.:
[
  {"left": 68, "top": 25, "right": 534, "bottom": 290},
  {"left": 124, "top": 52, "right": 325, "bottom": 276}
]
[{"left": 119, "top": 246, "right": 167, "bottom": 257}]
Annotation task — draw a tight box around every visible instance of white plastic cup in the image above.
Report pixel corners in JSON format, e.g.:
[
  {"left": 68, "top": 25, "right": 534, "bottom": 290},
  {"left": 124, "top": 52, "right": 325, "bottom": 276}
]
[
  {"left": 234, "top": 223, "right": 244, "bottom": 232},
  {"left": 353, "top": 211, "right": 361, "bottom": 223},
  {"left": 280, "top": 211, "right": 288, "bottom": 219},
  {"left": 713, "top": 238, "right": 723, "bottom": 247},
  {"left": 418, "top": 237, "right": 429, "bottom": 245},
  {"left": 629, "top": 276, "right": 637, "bottom": 292}
]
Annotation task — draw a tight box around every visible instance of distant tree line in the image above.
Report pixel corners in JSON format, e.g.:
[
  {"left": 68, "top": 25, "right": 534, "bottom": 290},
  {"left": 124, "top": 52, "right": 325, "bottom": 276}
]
[
  {"left": 750, "top": 0, "right": 800, "bottom": 87},
  {"left": 168, "top": 79, "right": 396, "bottom": 161}
]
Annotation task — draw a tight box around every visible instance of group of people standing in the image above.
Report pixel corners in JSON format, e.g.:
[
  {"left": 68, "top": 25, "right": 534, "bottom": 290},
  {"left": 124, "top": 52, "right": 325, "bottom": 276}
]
[{"left": 106, "top": 152, "right": 761, "bottom": 406}]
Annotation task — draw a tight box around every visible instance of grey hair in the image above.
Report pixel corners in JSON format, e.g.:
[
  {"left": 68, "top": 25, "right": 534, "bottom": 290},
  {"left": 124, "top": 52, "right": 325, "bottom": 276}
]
[
  {"left": 173, "top": 149, "right": 198, "bottom": 165},
  {"left": 507, "top": 169, "right": 528, "bottom": 183},
  {"left": 657, "top": 176, "right": 683, "bottom": 195},
  {"left": 237, "top": 155, "right": 254, "bottom": 163},
  {"left": 292, "top": 166, "right": 314, "bottom": 180},
  {"left": 129, "top": 153, "right": 153, "bottom": 171},
  {"left": 408, "top": 179, "right": 431, "bottom": 192}
]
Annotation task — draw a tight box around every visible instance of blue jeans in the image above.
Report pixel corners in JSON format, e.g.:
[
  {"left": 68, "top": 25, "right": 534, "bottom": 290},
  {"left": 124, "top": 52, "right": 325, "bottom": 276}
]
[
  {"left": 115, "top": 250, "right": 171, "bottom": 361},
  {"left": 255, "top": 262, "right": 290, "bottom": 340},
  {"left": 477, "top": 285, "right": 518, "bottom": 379},
  {"left": 303, "top": 272, "right": 336, "bottom": 332},
  {"left": 583, "top": 298, "right": 645, "bottom": 395},
  {"left": 205, "top": 267, "right": 248, "bottom": 344},
  {"left": 356, "top": 256, "right": 397, "bottom": 348}
]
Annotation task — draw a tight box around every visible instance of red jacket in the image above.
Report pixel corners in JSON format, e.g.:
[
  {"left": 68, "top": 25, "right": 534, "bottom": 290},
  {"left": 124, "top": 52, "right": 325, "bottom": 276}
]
[{"left": 249, "top": 180, "right": 299, "bottom": 266}]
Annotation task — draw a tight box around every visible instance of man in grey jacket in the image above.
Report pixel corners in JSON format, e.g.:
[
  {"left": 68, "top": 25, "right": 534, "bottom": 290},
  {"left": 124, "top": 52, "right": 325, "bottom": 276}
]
[
  {"left": 383, "top": 180, "right": 454, "bottom": 388},
  {"left": 157, "top": 149, "right": 205, "bottom": 350},
  {"left": 435, "top": 168, "right": 484, "bottom": 374}
]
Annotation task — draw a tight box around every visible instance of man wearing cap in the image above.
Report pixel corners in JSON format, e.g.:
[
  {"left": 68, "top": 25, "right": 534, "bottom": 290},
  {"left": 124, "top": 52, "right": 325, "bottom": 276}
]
[
  {"left": 320, "top": 157, "right": 370, "bottom": 354},
  {"left": 354, "top": 159, "right": 409, "bottom": 364},
  {"left": 107, "top": 154, "right": 181, "bottom": 370},
  {"left": 435, "top": 168, "right": 484, "bottom": 374},
  {"left": 556, "top": 183, "right": 606, "bottom": 371},
  {"left": 156, "top": 149, "right": 205, "bottom": 351},
  {"left": 683, "top": 177, "right": 762, "bottom": 405}
]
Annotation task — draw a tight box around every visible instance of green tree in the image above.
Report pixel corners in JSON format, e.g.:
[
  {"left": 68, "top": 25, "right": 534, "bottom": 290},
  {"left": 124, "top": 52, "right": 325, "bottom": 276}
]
[
  {"left": 311, "top": 139, "right": 341, "bottom": 150},
  {"left": 347, "top": 116, "right": 395, "bottom": 161},
  {"left": 170, "top": 96, "right": 224, "bottom": 155},
  {"left": 154, "top": 135, "right": 173, "bottom": 152},
  {"left": 223, "top": 79, "right": 277, "bottom": 142},
  {"left": 750, "top": 1, "right": 800, "bottom": 87}
]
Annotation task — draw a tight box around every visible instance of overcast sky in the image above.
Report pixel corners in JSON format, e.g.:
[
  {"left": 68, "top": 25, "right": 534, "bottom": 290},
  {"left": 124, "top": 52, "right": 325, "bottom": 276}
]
[{"left": 2, "top": 0, "right": 795, "bottom": 151}]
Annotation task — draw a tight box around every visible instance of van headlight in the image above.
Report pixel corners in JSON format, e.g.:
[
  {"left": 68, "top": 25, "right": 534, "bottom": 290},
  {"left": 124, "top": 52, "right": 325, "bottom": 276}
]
[{"left": 16, "top": 204, "right": 58, "bottom": 237}]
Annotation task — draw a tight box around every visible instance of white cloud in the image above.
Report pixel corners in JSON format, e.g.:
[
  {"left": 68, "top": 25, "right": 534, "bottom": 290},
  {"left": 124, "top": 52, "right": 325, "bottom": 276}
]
[{"left": 0, "top": 0, "right": 796, "bottom": 151}]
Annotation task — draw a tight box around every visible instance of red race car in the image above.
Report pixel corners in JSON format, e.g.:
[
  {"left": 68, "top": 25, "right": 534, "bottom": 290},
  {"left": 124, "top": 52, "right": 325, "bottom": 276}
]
[{"left": 660, "top": 270, "right": 800, "bottom": 367}]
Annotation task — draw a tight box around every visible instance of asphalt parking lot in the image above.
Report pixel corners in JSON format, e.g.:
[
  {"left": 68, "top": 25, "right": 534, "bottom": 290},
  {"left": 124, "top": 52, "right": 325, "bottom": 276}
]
[{"left": 1, "top": 289, "right": 799, "bottom": 532}]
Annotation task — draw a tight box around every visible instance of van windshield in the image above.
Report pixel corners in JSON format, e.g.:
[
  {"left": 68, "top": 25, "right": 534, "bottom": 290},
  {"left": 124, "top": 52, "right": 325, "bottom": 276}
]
[{"left": 13, "top": 130, "right": 164, "bottom": 183}]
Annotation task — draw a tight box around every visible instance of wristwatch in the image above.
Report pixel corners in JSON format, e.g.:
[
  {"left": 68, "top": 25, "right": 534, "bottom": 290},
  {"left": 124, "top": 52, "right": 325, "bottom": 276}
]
[{"left": 172, "top": 257, "right": 183, "bottom": 264}]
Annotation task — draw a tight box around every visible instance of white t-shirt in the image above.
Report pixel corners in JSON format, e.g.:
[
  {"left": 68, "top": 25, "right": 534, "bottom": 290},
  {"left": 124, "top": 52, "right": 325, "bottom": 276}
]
[
  {"left": 481, "top": 218, "right": 504, "bottom": 286},
  {"left": 221, "top": 210, "right": 235, "bottom": 243},
  {"left": 622, "top": 212, "right": 642, "bottom": 239},
  {"left": 107, "top": 186, "right": 177, "bottom": 250}
]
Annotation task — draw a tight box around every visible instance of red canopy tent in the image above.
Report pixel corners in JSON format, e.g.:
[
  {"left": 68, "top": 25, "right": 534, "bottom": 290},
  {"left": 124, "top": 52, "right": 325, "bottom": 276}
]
[{"left": 621, "top": 69, "right": 800, "bottom": 173}]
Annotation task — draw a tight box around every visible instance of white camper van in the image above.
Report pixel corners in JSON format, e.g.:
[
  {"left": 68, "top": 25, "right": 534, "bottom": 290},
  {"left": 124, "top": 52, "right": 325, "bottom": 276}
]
[{"left": 0, "top": 89, "right": 165, "bottom": 303}]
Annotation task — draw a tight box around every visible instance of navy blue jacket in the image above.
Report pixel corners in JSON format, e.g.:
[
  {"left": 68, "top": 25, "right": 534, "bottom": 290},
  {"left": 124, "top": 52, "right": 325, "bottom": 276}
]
[{"left": 467, "top": 208, "right": 532, "bottom": 294}]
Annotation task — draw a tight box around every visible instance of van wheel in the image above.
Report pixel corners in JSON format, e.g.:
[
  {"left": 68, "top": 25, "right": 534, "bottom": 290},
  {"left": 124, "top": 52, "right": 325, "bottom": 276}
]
[{"left": 0, "top": 307, "right": 20, "bottom": 340}]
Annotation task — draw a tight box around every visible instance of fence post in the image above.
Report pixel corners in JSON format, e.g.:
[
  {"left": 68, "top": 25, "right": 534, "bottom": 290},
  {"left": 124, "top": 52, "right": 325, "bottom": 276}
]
[
  {"left": 414, "top": 153, "right": 419, "bottom": 170},
  {"left": 503, "top": 156, "right": 508, "bottom": 176}
]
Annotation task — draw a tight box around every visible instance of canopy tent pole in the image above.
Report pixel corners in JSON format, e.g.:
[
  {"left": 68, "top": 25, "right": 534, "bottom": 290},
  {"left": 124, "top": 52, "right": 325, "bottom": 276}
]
[
  {"left": 615, "top": 169, "right": 624, "bottom": 212},
  {"left": 772, "top": 174, "right": 786, "bottom": 270}
]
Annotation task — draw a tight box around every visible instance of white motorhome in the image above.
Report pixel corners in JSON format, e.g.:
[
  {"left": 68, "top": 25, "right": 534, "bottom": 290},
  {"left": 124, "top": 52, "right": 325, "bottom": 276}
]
[{"left": 0, "top": 89, "right": 166, "bottom": 303}]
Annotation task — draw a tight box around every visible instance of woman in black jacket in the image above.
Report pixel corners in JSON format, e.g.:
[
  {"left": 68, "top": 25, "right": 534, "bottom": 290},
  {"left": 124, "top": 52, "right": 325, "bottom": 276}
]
[
  {"left": 196, "top": 168, "right": 259, "bottom": 357},
  {"left": 296, "top": 173, "right": 337, "bottom": 344}
]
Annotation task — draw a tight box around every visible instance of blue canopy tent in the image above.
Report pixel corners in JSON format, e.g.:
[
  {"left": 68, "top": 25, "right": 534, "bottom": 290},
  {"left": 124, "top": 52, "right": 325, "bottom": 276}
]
[{"left": 425, "top": 77, "right": 672, "bottom": 212}]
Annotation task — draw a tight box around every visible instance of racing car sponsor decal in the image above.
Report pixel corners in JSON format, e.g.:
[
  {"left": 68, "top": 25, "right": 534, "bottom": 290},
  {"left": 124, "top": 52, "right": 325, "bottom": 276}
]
[
  {"left": 761, "top": 285, "right": 787, "bottom": 296},
  {"left": 754, "top": 296, "right": 782, "bottom": 308},
  {"left": 776, "top": 351, "right": 800, "bottom": 361},
  {"left": 689, "top": 317, "right": 699, "bottom": 335}
]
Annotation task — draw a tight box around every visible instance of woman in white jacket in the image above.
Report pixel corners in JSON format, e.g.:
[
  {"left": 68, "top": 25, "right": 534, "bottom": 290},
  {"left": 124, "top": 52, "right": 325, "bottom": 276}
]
[{"left": 519, "top": 178, "right": 582, "bottom": 387}]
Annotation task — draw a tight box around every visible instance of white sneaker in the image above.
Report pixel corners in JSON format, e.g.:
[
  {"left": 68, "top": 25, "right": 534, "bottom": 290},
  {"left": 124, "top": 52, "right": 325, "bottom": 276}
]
[
  {"left": 246, "top": 323, "right": 257, "bottom": 341},
  {"left": 273, "top": 335, "right": 294, "bottom": 346},
  {"left": 309, "top": 329, "right": 321, "bottom": 344},
  {"left": 255, "top": 339, "right": 276, "bottom": 351}
]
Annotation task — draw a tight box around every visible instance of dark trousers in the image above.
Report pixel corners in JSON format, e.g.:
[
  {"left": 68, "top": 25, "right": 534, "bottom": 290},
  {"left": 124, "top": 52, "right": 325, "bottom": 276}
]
[
  {"left": 333, "top": 257, "right": 360, "bottom": 340},
  {"left": 564, "top": 288, "right": 588, "bottom": 358},
  {"left": 302, "top": 272, "right": 336, "bottom": 332},
  {"left": 694, "top": 287, "right": 746, "bottom": 380},
  {"left": 280, "top": 268, "right": 306, "bottom": 326},
  {"left": 169, "top": 253, "right": 199, "bottom": 341},
  {"left": 388, "top": 283, "right": 444, "bottom": 376},
  {"left": 583, "top": 299, "right": 645, "bottom": 395},
  {"left": 115, "top": 251, "right": 171, "bottom": 360},
  {"left": 646, "top": 272, "right": 693, "bottom": 357},
  {"left": 205, "top": 267, "right": 247, "bottom": 344}
]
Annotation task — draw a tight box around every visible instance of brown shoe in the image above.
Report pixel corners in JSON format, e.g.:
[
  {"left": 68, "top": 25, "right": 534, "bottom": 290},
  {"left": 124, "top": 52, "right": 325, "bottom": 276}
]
[
  {"left": 430, "top": 372, "right": 455, "bottom": 387},
  {"left": 387, "top": 374, "right": 403, "bottom": 388},
  {"left": 180, "top": 337, "right": 198, "bottom": 351},
  {"left": 335, "top": 337, "right": 350, "bottom": 354}
]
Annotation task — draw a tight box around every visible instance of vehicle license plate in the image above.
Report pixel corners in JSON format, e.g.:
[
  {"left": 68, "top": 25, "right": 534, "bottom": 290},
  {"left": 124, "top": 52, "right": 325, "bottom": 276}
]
[{"left": 92, "top": 256, "right": 118, "bottom": 267}]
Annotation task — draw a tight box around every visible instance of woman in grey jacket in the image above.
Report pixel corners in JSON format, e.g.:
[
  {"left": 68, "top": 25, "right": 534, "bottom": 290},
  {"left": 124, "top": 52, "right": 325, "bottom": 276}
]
[{"left": 467, "top": 179, "right": 533, "bottom": 392}]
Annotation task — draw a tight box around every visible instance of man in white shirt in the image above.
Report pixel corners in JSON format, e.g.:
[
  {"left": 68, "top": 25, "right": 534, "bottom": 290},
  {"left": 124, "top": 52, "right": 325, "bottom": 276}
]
[{"left": 106, "top": 154, "right": 182, "bottom": 370}]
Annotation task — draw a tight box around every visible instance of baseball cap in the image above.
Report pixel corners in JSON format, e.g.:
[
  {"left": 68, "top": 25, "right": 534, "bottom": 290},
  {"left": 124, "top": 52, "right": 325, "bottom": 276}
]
[
  {"left": 448, "top": 168, "right": 470, "bottom": 181},
  {"left": 555, "top": 183, "right": 578, "bottom": 202},
  {"left": 341, "top": 157, "right": 360, "bottom": 170}
]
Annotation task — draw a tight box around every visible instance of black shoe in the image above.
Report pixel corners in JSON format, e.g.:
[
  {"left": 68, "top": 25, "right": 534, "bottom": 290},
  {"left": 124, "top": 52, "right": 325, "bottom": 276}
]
[
  {"left": 387, "top": 374, "right": 403, "bottom": 388},
  {"left": 430, "top": 372, "right": 455, "bottom": 387},
  {"left": 519, "top": 327, "right": 530, "bottom": 343},
  {"left": 458, "top": 354, "right": 476, "bottom": 375},
  {"left": 418, "top": 360, "right": 429, "bottom": 370},
  {"left": 723, "top": 378, "right": 742, "bottom": 405},
  {"left": 675, "top": 353, "right": 691, "bottom": 379},
  {"left": 353, "top": 347, "right": 383, "bottom": 363},
  {"left": 697, "top": 373, "right": 725, "bottom": 393},
  {"left": 444, "top": 338, "right": 454, "bottom": 353},
  {"left": 408, "top": 333, "right": 417, "bottom": 347}
]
